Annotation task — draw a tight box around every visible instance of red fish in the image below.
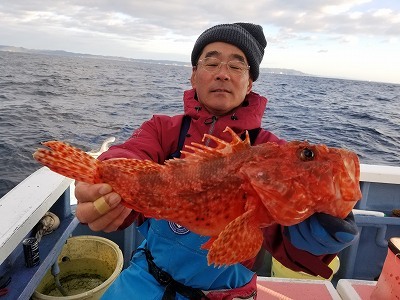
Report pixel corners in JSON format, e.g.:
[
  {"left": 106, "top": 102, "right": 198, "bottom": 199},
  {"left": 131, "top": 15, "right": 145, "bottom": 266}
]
[{"left": 33, "top": 127, "right": 362, "bottom": 266}]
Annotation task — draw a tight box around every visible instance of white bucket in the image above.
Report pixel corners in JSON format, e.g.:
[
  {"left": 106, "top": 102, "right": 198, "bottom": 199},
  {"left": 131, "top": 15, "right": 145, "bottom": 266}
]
[{"left": 33, "top": 236, "right": 123, "bottom": 300}]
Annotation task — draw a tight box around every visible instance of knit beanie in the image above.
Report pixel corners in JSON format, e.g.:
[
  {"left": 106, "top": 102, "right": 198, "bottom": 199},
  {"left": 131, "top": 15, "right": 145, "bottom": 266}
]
[{"left": 191, "top": 23, "right": 267, "bottom": 81}]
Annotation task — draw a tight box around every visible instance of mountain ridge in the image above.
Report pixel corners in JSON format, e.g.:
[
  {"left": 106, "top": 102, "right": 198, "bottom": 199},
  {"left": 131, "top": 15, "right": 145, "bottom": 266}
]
[{"left": 0, "top": 45, "right": 307, "bottom": 76}]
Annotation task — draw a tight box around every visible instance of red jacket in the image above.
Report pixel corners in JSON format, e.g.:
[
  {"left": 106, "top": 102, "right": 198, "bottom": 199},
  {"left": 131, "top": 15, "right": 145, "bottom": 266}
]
[{"left": 99, "top": 88, "right": 336, "bottom": 278}]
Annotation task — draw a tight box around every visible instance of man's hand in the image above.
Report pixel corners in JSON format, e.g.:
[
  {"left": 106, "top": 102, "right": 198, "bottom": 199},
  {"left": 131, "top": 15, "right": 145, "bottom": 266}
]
[
  {"left": 75, "top": 181, "right": 132, "bottom": 232},
  {"left": 285, "top": 212, "right": 359, "bottom": 255}
]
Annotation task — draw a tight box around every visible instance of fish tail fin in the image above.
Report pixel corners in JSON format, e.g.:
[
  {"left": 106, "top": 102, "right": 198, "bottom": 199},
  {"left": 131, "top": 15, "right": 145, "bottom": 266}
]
[
  {"left": 33, "top": 141, "right": 101, "bottom": 183},
  {"left": 207, "top": 210, "right": 263, "bottom": 267}
]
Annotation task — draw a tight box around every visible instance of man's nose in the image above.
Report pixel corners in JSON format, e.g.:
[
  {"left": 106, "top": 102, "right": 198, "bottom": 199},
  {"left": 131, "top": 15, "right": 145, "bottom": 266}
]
[{"left": 215, "top": 63, "right": 230, "bottom": 80}]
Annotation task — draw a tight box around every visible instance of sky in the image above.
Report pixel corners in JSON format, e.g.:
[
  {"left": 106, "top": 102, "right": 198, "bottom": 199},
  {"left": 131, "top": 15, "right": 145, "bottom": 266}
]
[{"left": 1, "top": 0, "right": 399, "bottom": 84}]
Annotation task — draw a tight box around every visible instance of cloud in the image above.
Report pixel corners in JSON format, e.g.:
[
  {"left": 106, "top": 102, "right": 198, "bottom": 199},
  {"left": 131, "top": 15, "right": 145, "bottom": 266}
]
[
  {"left": 2, "top": 0, "right": 399, "bottom": 39},
  {"left": 0, "top": 0, "right": 399, "bottom": 83}
]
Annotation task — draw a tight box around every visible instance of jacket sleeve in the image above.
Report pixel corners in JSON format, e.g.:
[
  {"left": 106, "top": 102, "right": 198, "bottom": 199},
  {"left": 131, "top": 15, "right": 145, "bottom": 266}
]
[
  {"left": 255, "top": 128, "right": 286, "bottom": 146},
  {"left": 98, "top": 114, "right": 184, "bottom": 229},
  {"left": 262, "top": 225, "right": 337, "bottom": 279},
  {"left": 99, "top": 114, "right": 184, "bottom": 163}
]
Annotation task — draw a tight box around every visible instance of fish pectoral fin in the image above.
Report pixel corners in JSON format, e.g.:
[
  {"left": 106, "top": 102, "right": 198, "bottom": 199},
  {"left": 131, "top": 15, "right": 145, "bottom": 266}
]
[
  {"left": 206, "top": 210, "right": 263, "bottom": 267},
  {"left": 201, "top": 237, "right": 216, "bottom": 250}
]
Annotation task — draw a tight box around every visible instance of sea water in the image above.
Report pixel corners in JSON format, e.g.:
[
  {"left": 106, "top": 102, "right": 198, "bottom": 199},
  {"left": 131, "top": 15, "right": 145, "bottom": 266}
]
[{"left": 1, "top": 51, "right": 399, "bottom": 198}]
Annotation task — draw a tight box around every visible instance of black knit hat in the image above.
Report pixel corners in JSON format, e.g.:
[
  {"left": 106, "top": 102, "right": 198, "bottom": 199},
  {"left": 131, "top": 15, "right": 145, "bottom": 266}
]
[{"left": 191, "top": 23, "right": 267, "bottom": 81}]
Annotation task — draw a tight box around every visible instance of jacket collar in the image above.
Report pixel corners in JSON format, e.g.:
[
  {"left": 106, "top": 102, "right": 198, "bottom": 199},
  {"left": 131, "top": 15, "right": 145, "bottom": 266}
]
[{"left": 182, "top": 88, "right": 267, "bottom": 131}]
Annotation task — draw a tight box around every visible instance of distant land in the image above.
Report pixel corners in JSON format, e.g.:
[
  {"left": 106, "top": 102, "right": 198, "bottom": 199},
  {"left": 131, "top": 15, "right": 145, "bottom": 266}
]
[{"left": 0, "top": 45, "right": 307, "bottom": 76}]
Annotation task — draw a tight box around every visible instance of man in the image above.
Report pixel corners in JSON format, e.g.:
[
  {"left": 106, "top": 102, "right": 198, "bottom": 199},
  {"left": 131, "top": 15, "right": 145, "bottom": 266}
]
[{"left": 75, "top": 23, "right": 358, "bottom": 299}]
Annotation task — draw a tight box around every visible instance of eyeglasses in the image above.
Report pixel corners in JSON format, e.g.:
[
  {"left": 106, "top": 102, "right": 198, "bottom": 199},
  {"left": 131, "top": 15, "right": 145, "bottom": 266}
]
[{"left": 197, "top": 57, "right": 250, "bottom": 76}]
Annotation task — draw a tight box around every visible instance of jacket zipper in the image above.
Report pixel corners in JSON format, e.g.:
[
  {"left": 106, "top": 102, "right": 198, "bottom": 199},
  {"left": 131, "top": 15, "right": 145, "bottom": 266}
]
[{"left": 204, "top": 116, "right": 218, "bottom": 146}]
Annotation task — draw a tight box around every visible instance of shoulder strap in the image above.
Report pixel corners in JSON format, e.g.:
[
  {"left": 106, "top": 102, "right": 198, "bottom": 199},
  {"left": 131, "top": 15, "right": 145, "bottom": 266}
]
[
  {"left": 168, "top": 115, "right": 191, "bottom": 159},
  {"left": 241, "top": 128, "right": 261, "bottom": 145}
]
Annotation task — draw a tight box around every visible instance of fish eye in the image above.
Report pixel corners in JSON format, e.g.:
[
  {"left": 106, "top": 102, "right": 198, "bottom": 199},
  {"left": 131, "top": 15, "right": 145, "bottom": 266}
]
[{"left": 300, "top": 148, "right": 315, "bottom": 161}]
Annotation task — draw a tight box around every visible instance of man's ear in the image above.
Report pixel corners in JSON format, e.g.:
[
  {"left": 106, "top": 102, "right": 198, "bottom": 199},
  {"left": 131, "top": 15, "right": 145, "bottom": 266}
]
[
  {"left": 190, "top": 67, "right": 197, "bottom": 88},
  {"left": 246, "top": 78, "right": 253, "bottom": 94}
]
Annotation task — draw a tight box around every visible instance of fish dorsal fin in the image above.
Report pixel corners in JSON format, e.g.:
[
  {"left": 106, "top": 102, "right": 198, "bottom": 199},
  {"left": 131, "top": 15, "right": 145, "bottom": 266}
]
[
  {"left": 103, "top": 158, "right": 164, "bottom": 173},
  {"left": 178, "top": 127, "right": 251, "bottom": 162}
]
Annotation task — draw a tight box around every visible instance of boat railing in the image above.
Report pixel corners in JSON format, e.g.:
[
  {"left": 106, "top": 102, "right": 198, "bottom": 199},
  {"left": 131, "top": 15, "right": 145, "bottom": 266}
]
[
  {"left": 0, "top": 168, "right": 77, "bottom": 299},
  {"left": 337, "top": 164, "right": 400, "bottom": 283},
  {"left": 0, "top": 137, "right": 117, "bottom": 299}
]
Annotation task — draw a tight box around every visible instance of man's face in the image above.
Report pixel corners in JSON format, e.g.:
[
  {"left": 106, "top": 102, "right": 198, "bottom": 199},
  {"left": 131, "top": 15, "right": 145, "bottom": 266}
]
[{"left": 191, "top": 42, "right": 253, "bottom": 116}]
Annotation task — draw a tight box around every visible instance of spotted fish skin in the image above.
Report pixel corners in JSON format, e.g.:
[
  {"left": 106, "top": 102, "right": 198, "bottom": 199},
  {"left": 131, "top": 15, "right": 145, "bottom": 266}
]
[{"left": 33, "top": 127, "right": 362, "bottom": 266}]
